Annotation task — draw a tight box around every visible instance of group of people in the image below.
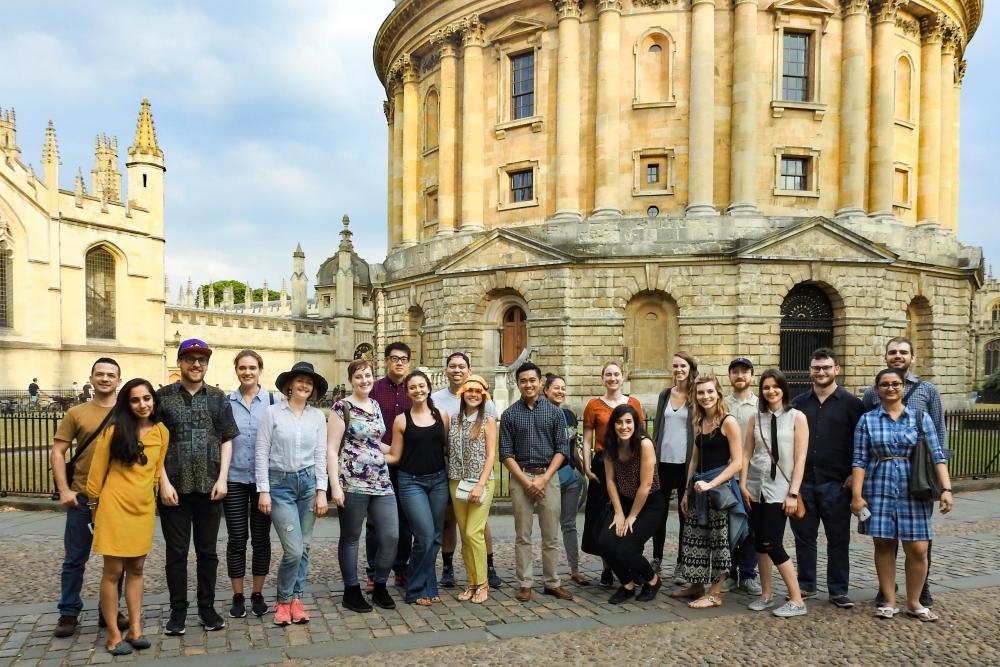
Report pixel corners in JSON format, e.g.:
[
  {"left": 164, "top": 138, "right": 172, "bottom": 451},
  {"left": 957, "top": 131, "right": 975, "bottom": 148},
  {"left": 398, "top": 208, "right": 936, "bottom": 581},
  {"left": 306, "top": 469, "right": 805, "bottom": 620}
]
[{"left": 49, "top": 335, "right": 956, "bottom": 654}]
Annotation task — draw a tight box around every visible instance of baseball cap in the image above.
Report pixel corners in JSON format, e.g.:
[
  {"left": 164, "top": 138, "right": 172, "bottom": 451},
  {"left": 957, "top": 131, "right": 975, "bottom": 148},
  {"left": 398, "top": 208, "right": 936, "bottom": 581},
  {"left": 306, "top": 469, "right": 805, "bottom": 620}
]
[
  {"left": 728, "top": 357, "right": 753, "bottom": 371},
  {"left": 178, "top": 338, "right": 213, "bottom": 358}
]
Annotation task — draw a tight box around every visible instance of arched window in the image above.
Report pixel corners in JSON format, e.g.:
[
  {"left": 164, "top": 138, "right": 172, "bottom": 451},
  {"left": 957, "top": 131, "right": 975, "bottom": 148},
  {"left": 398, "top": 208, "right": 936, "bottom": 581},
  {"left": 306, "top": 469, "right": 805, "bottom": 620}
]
[
  {"left": 85, "top": 246, "right": 116, "bottom": 339},
  {"left": 986, "top": 339, "right": 1000, "bottom": 376},
  {"left": 634, "top": 31, "right": 674, "bottom": 105},
  {"left": 0, "top": 240, "right": 11, "bottom": 328},
  {"left": 502, "top": 306, "right": 528, "bottom": 366},
  {"left": 625, "top": 291, "right": 679, "bottom": 372},
  {"left": 423, "top": 89, "right": 439, "bottom": 150},
  {"left": 406, "top": 306, "right": 426, "bottom": 367},
  {"left": 894, "top": 55, "right": 913, "bottom": 122},
  {"left": 992, "top": 302, "right": 1000, "bottom": 323},
  {"left": 780, "top": 283, "right": 834, "bottom": 397},
  {"left": 906, "top": 296, "right": 934, "bottom": 379}
]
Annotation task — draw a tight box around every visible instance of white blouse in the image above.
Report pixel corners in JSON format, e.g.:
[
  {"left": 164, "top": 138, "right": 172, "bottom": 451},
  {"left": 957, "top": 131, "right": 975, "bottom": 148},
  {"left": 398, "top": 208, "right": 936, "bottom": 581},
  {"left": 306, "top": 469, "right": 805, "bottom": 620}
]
[{"left": 748, "top": 407, "right": 800, "bottom": 504}]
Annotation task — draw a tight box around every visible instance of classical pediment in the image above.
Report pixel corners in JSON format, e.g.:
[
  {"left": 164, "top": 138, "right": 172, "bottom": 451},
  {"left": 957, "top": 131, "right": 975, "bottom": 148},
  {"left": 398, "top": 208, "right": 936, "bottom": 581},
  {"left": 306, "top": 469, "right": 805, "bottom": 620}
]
[
  {"left": 435, "top": 229, "right": 573, "bottom": 275},
  {"left": 769, "top": 0, "right": 836, "bottom": 17},
  {"left": 736, "top": 217, "right": 898, "bottom": 263},
  {"left": 488, "top": 16, "right": 547, "bottom": 44}
]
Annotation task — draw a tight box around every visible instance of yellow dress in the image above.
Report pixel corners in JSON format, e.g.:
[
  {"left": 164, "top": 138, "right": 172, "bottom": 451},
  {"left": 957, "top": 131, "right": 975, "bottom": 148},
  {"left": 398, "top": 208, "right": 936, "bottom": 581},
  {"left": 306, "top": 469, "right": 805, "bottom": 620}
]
[{"left": 86, "top": 422, "right": 169, "bottom": 557}]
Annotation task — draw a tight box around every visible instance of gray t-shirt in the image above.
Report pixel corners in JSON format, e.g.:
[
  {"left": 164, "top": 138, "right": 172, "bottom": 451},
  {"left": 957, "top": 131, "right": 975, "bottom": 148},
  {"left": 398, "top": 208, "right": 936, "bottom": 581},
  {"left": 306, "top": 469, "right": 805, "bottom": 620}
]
[
  {"left": 431, "top": 387, "right": 498, "bottom": 420},
  {"left": 659, "top": 402, "right": 689, "bottom": 464}
]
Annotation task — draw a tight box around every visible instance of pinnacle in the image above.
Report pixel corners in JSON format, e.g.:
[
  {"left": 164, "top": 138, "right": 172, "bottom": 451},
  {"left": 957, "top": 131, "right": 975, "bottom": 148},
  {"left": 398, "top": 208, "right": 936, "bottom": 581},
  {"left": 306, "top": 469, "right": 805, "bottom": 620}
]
[
  {"left": 129, "top": 98, "right": 163, "bottom": 159},
  {"left": 42, "top": 120, "right": 59, "bottom": 164}
]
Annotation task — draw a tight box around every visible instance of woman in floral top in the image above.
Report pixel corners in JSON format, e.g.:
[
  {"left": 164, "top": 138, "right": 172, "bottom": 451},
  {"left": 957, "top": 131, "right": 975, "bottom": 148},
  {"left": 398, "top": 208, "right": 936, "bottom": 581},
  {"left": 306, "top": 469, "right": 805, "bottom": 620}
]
[
  {"left": 327, "top": 359, "right": 398, "bottom": 614},
  {"left": 447, "top": 375, "right": 496, "bottom": 604}
]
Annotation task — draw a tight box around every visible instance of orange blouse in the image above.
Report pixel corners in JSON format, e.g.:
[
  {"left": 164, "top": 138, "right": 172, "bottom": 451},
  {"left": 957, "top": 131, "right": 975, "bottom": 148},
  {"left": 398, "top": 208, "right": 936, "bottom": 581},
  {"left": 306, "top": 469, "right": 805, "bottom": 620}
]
[{"left": 583, "top": 396, "right": 645, "bottom": 452}]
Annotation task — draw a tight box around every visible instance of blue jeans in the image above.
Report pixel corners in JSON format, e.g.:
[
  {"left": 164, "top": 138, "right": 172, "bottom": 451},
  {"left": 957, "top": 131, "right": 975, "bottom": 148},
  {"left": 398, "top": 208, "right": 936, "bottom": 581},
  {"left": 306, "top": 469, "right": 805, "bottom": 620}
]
[
  {"left": 58, "top": 494, "right": 94, "bottom": 617},
  {"left": 269, "top": 468, "right": 317, "bottom": 602},
  {"left": 790, "top": 480, "right": 852, "bottom": 597},
  {"left": 338, "top": 492, "right": 398, "bottom": 587},
  {"left": 397, "top": 470, "right": 448, "bottom": 602},
  {"left": 559, "top": 470, "right": 584, "bottom": 571}
]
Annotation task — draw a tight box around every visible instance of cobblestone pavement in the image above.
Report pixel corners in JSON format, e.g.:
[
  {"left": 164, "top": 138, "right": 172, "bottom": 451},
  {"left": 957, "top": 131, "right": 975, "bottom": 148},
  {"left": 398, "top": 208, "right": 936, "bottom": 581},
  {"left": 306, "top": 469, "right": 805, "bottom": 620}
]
[{"left": 0, "top": 489, "right": 997, "bottom": 666}]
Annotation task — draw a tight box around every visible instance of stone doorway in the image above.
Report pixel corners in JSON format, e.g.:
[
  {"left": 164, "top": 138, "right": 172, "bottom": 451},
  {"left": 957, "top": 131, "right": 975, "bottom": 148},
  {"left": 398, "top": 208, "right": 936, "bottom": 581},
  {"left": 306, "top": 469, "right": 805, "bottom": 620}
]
[
  {"left": 780, "top": 283, "right": 834, "bottom": 397},
  {"left": 501, "top": 306, "right": 528, "bottom": 365}
]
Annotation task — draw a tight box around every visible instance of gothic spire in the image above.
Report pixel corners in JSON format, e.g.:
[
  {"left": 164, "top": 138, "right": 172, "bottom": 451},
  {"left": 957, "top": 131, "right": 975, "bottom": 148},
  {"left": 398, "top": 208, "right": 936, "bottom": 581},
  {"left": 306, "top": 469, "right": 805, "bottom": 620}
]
[{"left": 129, "top": 98, "right": 163, "bottom": 159}]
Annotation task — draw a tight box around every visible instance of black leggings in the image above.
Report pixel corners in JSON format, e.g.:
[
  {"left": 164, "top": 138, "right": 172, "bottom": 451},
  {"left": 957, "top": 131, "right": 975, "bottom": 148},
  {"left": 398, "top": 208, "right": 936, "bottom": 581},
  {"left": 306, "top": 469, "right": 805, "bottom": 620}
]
[
  {"left": 223, "top": 481, "right": 272, "bottom": 580},
  {"left": 597, "top": 491, "right": 666, "bottom": 585},
  {"left": 750, "top": 499, "right": 790, "bottom": 567},
  {"left": 652, "top": 462, "right": 687, "bottom": 561}
]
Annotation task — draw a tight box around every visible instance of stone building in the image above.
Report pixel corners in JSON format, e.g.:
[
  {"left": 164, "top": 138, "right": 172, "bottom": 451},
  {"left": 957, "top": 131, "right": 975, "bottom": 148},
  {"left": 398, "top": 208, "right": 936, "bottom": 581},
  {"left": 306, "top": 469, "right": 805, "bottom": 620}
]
[
  {"left": 973, "top": 270, "right": 1000, "bottom": 388},
  {"left": 0, "top": 101, "right": 373, "bottom": 392},
  {"left": 372, "top": 0, "right": 984, "bottom": 409}
]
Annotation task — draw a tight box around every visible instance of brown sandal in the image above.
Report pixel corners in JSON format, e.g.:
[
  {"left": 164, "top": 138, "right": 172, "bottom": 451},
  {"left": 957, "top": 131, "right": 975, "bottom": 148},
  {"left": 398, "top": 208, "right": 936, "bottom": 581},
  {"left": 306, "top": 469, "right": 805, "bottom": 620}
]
[
  {"left": 412, "top": 597, "right": 433, "bottom": 606},
  {"left": 457, "top": 587, "right": 475, "bottom": 602},
  {"left": 688, "top": 595, "right": 722, "bottom": 609},
  {"left": 429, "top": 596, "right": 443, "bottom": 604},
  {"left": 472, "top": 584, "right": 489, "bottom": 604}
]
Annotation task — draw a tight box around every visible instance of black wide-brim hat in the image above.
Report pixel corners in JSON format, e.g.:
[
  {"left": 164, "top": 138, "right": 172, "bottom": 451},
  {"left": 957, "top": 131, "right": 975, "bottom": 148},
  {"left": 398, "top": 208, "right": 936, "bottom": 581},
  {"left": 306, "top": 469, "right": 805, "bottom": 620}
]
[{"left": 275, "top": 361, "right": 329, "bottom": 400}]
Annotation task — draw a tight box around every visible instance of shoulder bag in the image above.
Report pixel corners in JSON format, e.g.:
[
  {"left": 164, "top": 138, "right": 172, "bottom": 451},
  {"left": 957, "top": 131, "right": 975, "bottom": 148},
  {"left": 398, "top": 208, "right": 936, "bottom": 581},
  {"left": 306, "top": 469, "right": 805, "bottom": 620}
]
[
  {"left": 909, "top": 409, "right": 942, "bottom": 502},
  {"left": 65, "top": 410, "right": 114, "bottom": 489},
  {"left": 757, "top": 414, "right": 807, "bottom": 519}
]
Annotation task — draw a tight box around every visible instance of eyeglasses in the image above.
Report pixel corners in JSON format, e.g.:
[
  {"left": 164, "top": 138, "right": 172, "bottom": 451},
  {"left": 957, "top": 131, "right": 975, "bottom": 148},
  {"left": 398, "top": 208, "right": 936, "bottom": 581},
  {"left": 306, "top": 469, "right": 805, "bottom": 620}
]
[
  {"left": 878, "top": 382, "right": 904, "bottom": 390},
  {"left": 388, "top": 355, "right": 410, "bottom": 364},
  {"left": 809, "top": 364, "right": 836, "bottom": 373},
  {"left": 180, "top": 356, "right": 209, "bottom": 366}
]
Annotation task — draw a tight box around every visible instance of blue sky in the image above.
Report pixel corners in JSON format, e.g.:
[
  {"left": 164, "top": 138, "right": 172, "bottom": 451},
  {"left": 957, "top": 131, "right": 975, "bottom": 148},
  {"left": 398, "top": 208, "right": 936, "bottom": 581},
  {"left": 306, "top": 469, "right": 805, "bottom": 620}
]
[{"left": 4, "top": 1, "right": 997, "bottom": 296}]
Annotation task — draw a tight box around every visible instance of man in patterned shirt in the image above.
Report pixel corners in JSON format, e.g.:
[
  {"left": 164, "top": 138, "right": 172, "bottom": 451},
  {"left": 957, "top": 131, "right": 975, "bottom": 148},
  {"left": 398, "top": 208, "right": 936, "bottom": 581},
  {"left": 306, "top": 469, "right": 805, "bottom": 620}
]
[
  {"left": 861, "top": 336, "right": 946, "bottom": 608},
  {"left": 157, "top": 339, "right": 239, "bottom": 636}
]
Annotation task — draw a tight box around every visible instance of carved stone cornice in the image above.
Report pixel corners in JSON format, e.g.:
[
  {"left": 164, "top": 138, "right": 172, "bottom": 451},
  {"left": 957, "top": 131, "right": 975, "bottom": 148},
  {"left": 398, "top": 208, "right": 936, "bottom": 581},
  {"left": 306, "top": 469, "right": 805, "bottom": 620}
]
[
  {"left": 421, "top": 52, "right": 441, "bottom": 74},
  {"left": 551, "top": 0, "right": 583, "bottom": 20},
  {"left": 383, "top": 100, "right": 393, "bottom": 124},
  {"left": 633, "top": 0, "right": 684, "bottom": 7},
  {"left": 956, "top": 59, "right": 967, "bottom": 84},
  {"left": 460, "top": 14, "right": 486, "bottom": 48},
  {"left": 596, "top": 0, "right": 623, "bottom": 12},
  {"left": 919, "top": 14, "right": 946, "bottom": 43},
  {"left": 870, "top": 0, "right": 904, "bottom": 24},
  {"left": 840, "top": 0, "right": 868, "bottom": 17},
  {"left": 895, "top": 14, "right": 919, "bottom": 38}
]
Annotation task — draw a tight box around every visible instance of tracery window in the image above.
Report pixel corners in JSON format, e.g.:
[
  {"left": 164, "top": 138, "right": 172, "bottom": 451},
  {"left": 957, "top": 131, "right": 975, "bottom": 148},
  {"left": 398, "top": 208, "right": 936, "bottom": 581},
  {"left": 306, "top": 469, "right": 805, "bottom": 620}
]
[{"left": 86, "top": 247, "right": 116, "bottom": 339}]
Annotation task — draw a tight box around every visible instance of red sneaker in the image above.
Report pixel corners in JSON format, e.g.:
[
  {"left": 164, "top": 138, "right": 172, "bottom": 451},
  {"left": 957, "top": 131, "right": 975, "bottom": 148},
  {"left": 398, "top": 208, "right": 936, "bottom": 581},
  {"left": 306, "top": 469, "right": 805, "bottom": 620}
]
[
  {"left": 273, "top": 602, "right": 292, "bottom": 626},
  {"left": 290, "top": 598, "right": 310, "bottom": 624},
  {"left": 365, "top": 576, "right": 375, "bottom": 593}
]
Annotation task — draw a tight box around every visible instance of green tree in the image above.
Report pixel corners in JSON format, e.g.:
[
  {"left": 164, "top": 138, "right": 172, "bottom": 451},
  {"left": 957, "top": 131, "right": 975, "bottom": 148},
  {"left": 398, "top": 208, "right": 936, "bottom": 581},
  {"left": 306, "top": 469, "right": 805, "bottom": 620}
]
[
  {"left": 196, "top": 280, "right": 280, "bottom": 305},
  {"left": 979, "top": 372, "right": 1000, "bottom": 404}
]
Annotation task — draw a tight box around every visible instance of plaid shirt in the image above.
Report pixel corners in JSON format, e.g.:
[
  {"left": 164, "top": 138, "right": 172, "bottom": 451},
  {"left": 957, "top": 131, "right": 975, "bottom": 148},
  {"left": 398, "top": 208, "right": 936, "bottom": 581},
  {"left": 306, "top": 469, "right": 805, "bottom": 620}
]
[
  {"left": 370, "top": 376, "right": 411, "bottom": 445},
  {"left": 499, "top": 397, "right": 570, "bottom": 469},
  {"left": 862, "top": 373, "right": 947, "bottom": 448}
]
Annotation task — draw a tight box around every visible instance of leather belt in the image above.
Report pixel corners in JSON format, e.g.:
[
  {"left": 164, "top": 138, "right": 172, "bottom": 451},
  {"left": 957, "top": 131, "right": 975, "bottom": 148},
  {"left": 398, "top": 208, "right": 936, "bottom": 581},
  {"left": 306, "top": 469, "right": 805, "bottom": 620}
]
[
  {"left": 877, "top": 456, "right": 908, "bottom": 461},
  {"left": 523, "top": 467, "right": 547, "bottom": 474}
]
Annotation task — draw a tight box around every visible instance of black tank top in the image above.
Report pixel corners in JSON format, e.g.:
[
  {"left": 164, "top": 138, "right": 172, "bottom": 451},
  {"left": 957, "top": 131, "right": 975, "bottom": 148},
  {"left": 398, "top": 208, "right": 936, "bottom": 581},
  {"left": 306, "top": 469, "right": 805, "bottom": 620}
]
[
  {"left": 696, "top": 415, "right": 733, "bottom": 472},
  {"left": 399, "top": 409, "right": 447, "bottom": 475}
]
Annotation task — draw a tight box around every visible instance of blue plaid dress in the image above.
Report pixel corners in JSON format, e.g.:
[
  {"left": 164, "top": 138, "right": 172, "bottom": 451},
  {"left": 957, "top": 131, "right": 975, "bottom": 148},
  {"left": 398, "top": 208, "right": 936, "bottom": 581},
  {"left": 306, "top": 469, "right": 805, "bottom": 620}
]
[{"left": 852, "top": 406, "right": 947, "bottom": 541}]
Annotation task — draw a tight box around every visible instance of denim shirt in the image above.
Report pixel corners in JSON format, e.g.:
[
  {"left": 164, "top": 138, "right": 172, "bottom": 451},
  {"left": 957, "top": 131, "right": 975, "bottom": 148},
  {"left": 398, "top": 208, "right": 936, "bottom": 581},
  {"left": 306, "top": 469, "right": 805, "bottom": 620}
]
[
  {"left": 227, "top": 386, "right": 278, "bottom": 485},
  {"left": 691, "top": 464, "right": 749, "bottom": 551}
]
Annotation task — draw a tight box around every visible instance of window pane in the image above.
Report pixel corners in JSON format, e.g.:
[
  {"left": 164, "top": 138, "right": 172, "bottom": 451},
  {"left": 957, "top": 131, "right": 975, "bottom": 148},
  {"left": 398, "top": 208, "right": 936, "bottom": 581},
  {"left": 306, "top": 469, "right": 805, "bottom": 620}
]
[
  {"left": 780, "top": 157, "right": 809, "bottom": 191},
  {"left": 511, "top": 52, "right": 535, "bottom": 120},
  {"left": 646, "top": 163, "right": 660, "bottom": 184},
  {"left": 782, "top": 33, "right": 810, "bottom": 102},
  {"left": 510, "top": 170, "right": 534, "bottom": 202},
  {"left": 86, "top": 248, "right": 116, "bottom": 339},
  {"left": 0, "top": 248, "right": 11, "bottom": 328}
]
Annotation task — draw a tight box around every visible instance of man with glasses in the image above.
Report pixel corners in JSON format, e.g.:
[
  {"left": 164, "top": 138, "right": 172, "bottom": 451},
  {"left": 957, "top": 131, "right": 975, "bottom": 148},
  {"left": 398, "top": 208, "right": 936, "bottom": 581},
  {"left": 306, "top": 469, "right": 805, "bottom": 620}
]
[
  {"left": 157, "top": 339, "right": 239, "bottom": 635},
  {"left": 365, "top": 342, "right": 415, "bottom": 591},
  {"left": 861, "top": 336, "right": 946, "bottom": 608},
  {"left": 789, "top": 347, "right": 864, "bottom": 609},
  {"left": 430, "top": 352, "right": 503, "bottom": 589}
]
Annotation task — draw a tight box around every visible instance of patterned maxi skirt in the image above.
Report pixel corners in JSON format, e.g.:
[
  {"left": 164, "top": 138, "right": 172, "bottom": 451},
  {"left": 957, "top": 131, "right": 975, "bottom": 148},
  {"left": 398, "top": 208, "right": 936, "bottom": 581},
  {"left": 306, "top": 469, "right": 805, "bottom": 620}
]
[{"left": 677, "top": 505, "right": 731, "bottom": 585}]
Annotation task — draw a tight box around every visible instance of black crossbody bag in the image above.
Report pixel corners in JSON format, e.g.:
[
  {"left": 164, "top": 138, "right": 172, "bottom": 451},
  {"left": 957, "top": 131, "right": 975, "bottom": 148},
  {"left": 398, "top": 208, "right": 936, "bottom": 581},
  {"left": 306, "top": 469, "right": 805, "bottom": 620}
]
[{"left": 65, "top": 410, "right": 114, "bottom": 489}]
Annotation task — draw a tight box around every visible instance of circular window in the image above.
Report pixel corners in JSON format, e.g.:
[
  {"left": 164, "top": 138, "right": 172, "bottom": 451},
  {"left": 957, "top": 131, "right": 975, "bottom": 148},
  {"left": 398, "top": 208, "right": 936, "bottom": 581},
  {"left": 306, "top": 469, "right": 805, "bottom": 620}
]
[{"left": 647, "top": 205, "right": 659, "bottom": 218}]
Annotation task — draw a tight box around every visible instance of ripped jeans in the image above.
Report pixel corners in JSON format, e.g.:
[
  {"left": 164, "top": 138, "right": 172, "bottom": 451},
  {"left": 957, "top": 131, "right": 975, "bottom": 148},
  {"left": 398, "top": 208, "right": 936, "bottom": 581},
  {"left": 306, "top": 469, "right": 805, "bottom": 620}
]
[{"left": 268, "top": 467, "right": 318, "bottom": 602}]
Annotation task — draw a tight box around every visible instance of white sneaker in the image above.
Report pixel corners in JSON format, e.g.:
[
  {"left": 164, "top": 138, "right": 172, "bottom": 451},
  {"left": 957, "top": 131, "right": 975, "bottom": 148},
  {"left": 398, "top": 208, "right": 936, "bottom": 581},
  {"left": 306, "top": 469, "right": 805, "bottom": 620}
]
[
  {"left": 747, "top": 596, "right": 774, "bottom": 611},
  {"left": 772, "top": 601, "right": 807, "bottom": 618},
  {"left": 739, "top": 578, "right": 763, "bottom": 596},
  {"left": 720, "top": 576, "right": 736, "bottom": 593}
]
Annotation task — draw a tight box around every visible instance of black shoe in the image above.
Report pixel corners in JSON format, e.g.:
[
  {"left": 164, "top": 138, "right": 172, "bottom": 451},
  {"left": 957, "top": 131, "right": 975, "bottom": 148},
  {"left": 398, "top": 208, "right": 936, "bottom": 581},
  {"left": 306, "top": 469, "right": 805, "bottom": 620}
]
[
  {"left": 830, "top": 595, "right": 855, "bottom": 609},
  {"left": 600, "top": 569, "right": 614, "bottom": 588},
  {"left": 651, "top": 557, "right": 662, "bottom": 573},
  {"left": 199, "top": 607, "right": 226, "bottom": 631},
  {"left": 636, "top": 578, "right": 662, "bottom": 602},
  {"left": 343, "top": 585, "right": 373, "bottom": 613},
  {"left": 371, "top": 583, "right": 396, "bottom": 610},
  {"left": 874, "top": 583, "right": 898, "bottom": 606},
  {"left": 229, "top": 593, "right": 247, "bottom": 618},
  {"left": 53, "top": 615, "right": 78, "bottom": 638},
  {"left": 440, "top": 565, "right": 456, "bottom": 588},
  {"left": 488, "top": 565, "right": 503, "bottom": 589},
  {"left": 920, "top": 588, "right": 934, "bottom": 608},
  {"left": 164, "top": 608, "right": 186, "bottom": 636},
  {"left": 250, "top": 592, "right": 269, "bottom": 617},
  {"left": 609, "top": 585, "right": 636, "bottom": 605}
]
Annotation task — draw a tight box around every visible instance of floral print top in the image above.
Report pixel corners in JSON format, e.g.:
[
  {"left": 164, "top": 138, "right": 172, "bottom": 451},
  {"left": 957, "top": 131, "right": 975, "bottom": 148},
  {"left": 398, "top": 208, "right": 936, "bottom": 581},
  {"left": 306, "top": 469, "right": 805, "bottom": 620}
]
[
  {"left": 447, "top": 412, "right": 495, "bottom": 482},
  {"left": 334, "top": 399, "right": 392, "bottom": 496}
]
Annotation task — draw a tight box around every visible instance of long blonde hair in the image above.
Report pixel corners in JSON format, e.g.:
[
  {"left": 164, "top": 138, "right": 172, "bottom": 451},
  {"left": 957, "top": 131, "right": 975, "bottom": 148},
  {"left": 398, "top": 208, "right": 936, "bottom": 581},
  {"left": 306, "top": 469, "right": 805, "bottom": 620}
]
[
  {"left": 672, "top": 351, "right": 699, "bottom": 406},
  {"left": 691, "top": 374, "right": 730, "bottom": 433}
]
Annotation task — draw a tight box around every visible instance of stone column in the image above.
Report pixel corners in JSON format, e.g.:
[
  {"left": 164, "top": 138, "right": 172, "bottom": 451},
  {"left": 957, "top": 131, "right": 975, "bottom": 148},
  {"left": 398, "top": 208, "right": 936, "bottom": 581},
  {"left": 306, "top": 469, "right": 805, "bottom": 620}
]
[
  {"left": 836, "top": 0, "right": 869, "bottom": 218},
  {"left": 938, "top": 23, "right": 957, "bottom": 232},
  {"left": 435, "top": 34, "right": 459, "bottom": 233},
  {"left": 460, "top": 16, "right": 486, "bottom": 232},
  {"left": 687, "top": 0, "right": 717, "bottom": 216},
  {"left": 383, "top": 98, "right": 398, "bottom": 250},
  {"left": 401, "top": 57, "right": 420, "bottom": 245},
  {"left": 727, "top": 0, "right": 758, "bottom": 215},
  {"left": 391, "top": 84, "right": 405, "bottom": 247},
  {"left": 952, "top": 60, "right": 966, "bottom": 227},
  {"left": 917, "top": 14, "right": 944, "bottom": 226},
  {"left": 552, "top": 0, "right": 583, "bottom": 221},
  {"left": 867, "top": 0, "right": 903, "bottom": 219},
  {"left": 593, "top": 0, "right": 623, "bottom": 218}
]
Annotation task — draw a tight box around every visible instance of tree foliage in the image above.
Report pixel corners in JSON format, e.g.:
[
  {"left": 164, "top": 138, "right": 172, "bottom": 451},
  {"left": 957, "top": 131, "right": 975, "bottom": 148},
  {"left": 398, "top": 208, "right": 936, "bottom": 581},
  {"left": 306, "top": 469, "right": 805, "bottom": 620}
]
[
  {"left": 979, "top": 372, "right": 1000, "bottom": 403},
  {"left": 196, "top": 280, "right": 280, "bottom": 305}
]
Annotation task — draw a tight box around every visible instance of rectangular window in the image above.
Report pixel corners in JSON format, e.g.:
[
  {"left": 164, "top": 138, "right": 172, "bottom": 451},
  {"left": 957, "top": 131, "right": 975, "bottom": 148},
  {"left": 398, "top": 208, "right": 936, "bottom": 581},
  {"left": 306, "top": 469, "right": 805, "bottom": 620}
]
[
  {"left": 646, "top": 163, "right": 660, "bottom": 185},
  {"left": 0, "top": 248, "right": 11, "bottom": 328},
  {"left": 893, "top": 168, "right": 909, "bottom": 206},
  {"left": 424, "top": 190, "right": 439, "bottom": 222},
  {"left": 510, "top": 169, "right": 534, "bottom": 202},
  {"left": 511, "top": 52, "right": 535, "bottom": 120},
  {"left": 782, "top": 33, "right": 810, "bottom": 102},
  {"left": 780, "top": 156, "right": 809, "bottom": 191}
]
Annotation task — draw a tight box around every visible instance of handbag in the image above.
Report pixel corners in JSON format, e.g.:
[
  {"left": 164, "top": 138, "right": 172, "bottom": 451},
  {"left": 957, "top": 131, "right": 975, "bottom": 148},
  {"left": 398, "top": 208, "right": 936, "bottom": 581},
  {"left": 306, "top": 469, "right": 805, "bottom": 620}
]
[
  {"left": 454, "top": 478, "right": 482, "bottom": 503},
  {"left": 909, "top": 410, "right": 942, "bottom": 502},
  {"left": 757, "top": 415, "right": 807, "bottom": 519}
]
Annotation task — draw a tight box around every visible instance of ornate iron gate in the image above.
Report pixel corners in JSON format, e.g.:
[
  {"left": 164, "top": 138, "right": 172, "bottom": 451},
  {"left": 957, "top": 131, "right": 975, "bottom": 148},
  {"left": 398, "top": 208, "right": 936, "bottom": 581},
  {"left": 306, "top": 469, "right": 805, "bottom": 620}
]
[{"left": 780, "top": 284, "right": 833, "bottom": 398}]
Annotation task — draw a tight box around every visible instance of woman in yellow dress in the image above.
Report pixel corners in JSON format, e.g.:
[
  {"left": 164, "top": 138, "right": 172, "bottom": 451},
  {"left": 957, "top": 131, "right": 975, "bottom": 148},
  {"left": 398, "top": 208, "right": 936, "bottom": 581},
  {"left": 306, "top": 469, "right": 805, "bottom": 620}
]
[{"left": 86, "top": 378, "right": 169, "bottom": 655}]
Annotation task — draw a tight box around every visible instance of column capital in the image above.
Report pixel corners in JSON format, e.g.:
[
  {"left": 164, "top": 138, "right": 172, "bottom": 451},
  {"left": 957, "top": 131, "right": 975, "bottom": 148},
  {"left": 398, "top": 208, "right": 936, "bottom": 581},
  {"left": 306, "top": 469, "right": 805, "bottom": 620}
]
[
  {"left": 920, "top": 13, "right": 947, "bottom": 43},
  {"left": 634, "top": 0, "right": 685, "bottom": 6},
  {"left": 596, "top": 0, "right": 623, "bottom": 12},
  {"left": 383, "top": 99, "right": 393, "bottom": 124},
  {"left": 870, "top": 0, "right": 904, "bottom": 24},
  {"left": 956, "top": 59, "right": 968, "bottom": 84},
  {"left": 732, "top": 0, "right": 759, "bottom": 6},
  {"left": 460, "top": 14, "right": 486, "bottom": 48},
  {"left": 840, "top": 0, "right": 868, "bottom": 17},
  {"left": 941, "top": 17, "right": 961, "bottom": 53},
  {"left": 387, "top": 54, "right": 416, "bottom": 84},
  {"left": 430, "top": 21, "right": 462, "bottom": 57},
  {"left": 689, "top": 0, "right": 717, "bottom": 7},
  {"left": 551, "top": 0, "right": 583, "bottom": 20}
]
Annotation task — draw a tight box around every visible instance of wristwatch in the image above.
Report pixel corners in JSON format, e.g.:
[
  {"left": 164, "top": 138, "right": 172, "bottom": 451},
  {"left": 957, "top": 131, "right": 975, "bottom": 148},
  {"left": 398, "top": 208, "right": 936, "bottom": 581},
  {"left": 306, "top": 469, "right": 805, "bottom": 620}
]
[
  {"left": 941, "top": 488, "right": 952, "bottom": 494},
  {"left": 787, "top": 492, "right": 799, "bottom": 498}
]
